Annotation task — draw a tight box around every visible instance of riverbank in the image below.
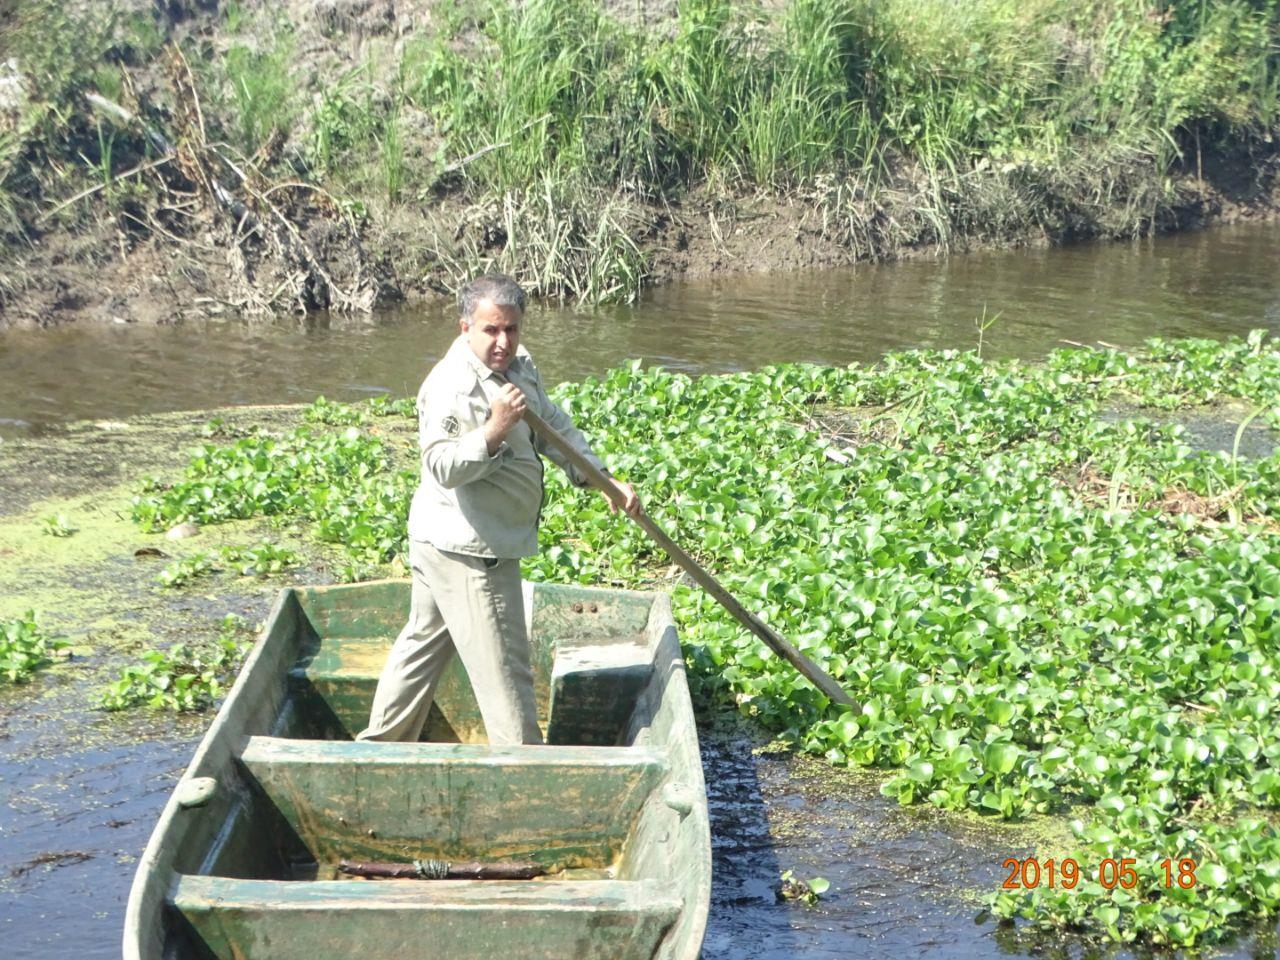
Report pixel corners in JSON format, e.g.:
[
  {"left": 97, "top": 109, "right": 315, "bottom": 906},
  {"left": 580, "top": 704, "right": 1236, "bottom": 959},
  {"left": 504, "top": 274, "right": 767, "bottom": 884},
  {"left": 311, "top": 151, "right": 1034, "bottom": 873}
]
[{"left": 2, "top": 0, "right": 1277, "bottom": 327}]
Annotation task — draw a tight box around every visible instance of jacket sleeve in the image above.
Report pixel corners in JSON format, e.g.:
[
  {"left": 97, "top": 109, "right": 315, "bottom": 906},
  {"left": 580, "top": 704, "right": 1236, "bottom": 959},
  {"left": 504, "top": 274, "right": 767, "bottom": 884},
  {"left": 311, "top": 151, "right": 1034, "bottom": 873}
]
[
  {"left": 525, "top": 366, "right": 607, "bottom": 487},
  {"left": 419, "top": 384, "right": 511, "bottom": 489}
]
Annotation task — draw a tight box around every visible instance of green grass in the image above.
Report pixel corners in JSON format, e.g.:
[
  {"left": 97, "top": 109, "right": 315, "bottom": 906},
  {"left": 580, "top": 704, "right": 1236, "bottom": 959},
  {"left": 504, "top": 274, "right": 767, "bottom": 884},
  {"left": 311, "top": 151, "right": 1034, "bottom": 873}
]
[
  {"left": 383, "top": 0, "right": 1276, "bottom": 292},
  {"left": 221, "top": 32, "right": 300, "bottom": 156},
  {"left": 0, "top": 1, "right": 140, "bottom": 234},
  {"left": 306, "top": 64, "right": 380, "bottom": 175},
  {"left": 377, "top": 104, "right": 405, "bottom": 205},
  {"left": 384, "top": 0, "right": 1277, "bottom": 192}
]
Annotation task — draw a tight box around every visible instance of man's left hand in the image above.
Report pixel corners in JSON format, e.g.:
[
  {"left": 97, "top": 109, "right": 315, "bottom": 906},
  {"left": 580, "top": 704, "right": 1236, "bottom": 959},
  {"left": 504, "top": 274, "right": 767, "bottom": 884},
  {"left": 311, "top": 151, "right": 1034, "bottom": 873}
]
[{"left": 605, "top": 477, "right": 642, "bottom": 519}]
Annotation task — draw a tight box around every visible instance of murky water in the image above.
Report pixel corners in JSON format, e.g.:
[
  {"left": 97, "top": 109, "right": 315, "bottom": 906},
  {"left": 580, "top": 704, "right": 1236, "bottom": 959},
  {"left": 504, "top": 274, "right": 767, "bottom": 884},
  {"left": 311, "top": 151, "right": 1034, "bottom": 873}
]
[
  {"left": 0, "top": 731, "right": 195, "bottom": 957},
  {"left": 1, "top": 222, "right": 1278, "bottom": 438},
  {"left": 0, "top": 666, "right": 200, "bottom": 959},
  {"left": 3, "top": 222, "right": 1280, "bottom": 957},
  {"left": 701, "top": 720, "right": 1019, "bottom": 960}
]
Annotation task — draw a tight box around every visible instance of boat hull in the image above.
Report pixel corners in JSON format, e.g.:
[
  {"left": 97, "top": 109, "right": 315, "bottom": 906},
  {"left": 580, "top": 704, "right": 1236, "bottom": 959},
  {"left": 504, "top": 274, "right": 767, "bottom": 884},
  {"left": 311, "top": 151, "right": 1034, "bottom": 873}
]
[{"left": 123, "top": 580, "right": 710, "bottom": 960}]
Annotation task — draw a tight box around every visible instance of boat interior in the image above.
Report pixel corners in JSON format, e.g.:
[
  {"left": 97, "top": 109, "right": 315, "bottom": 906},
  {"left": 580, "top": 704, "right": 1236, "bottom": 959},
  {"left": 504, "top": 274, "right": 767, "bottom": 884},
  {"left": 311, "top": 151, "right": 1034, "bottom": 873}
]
[{"left": 141, "top": 580, "right": 708, "bottom": 960}]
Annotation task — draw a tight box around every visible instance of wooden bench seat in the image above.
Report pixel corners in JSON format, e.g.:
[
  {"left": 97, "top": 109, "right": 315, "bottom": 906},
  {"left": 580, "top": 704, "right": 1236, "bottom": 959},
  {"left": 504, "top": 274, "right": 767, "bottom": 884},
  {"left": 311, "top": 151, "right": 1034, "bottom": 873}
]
[
  {"left": 171, "top": 874, "right": 682, "bottom": 960},
  {"left": 233, "top": 737, "right": 669, "bottom": 872}
]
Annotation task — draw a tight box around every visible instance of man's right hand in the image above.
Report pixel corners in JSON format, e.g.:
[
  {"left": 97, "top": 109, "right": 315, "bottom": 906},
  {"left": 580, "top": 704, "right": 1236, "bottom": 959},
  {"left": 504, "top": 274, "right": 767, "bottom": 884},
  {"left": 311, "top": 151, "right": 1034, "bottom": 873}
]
[{"left": 484, "top": 383, "right": 528, "bottom": 454}]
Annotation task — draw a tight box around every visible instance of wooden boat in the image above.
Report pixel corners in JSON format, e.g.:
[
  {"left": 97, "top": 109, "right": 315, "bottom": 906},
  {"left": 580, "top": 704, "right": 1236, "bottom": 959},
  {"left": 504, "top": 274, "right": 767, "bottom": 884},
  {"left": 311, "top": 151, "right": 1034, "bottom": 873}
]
[{"left": 123, "top": 580, "right": 711, "bottom": 960}]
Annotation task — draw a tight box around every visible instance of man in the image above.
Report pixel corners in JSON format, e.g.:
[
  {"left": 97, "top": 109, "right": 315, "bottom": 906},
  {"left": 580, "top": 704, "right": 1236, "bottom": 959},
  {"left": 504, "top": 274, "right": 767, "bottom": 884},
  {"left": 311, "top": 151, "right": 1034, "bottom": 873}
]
[{"left": 358, "top": 273, "right": 641, "bottom": 745}]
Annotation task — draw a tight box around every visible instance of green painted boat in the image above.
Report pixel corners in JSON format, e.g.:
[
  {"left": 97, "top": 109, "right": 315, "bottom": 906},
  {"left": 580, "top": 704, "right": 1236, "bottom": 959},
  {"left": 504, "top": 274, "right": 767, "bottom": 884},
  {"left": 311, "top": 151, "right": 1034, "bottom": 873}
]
[{"left": 123, "top": 580, "right": 711, "bottom": 960}]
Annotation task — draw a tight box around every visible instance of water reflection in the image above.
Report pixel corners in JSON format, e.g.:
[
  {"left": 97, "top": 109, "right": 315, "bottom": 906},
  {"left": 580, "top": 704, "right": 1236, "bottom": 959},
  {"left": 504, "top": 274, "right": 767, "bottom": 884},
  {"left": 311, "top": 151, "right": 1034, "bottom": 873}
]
[{"left": 0, "top": 222, "right": 1277, "bottom": 438}]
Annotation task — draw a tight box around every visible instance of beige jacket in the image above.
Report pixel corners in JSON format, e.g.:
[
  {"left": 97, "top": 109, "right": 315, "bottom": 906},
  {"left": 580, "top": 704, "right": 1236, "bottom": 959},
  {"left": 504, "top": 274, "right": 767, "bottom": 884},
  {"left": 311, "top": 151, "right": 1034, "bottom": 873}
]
[{"left": 406, "top": 335, "right": 606, "bottom": 559}]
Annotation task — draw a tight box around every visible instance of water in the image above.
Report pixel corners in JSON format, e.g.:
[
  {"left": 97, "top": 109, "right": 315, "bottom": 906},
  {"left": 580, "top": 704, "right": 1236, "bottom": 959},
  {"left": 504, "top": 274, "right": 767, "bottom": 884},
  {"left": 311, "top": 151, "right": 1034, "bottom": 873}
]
[
  {"left": 701, "top": 720, "right": 1021, "bottom": 960},
  {"left": 1, "top": 222, "right": 1278, "bottom": 438},
  {"left": 0, "top": 673, "right": 202, "bottom": 959},
  {"left": 10, "top": 709, "right": 1268, "bottom": 959},
  {"left": 701, "top": 719, "right": 1278, "bottom": 960},
  {"left": 0, "top": 735, "right": 195, "bottom": 957}
]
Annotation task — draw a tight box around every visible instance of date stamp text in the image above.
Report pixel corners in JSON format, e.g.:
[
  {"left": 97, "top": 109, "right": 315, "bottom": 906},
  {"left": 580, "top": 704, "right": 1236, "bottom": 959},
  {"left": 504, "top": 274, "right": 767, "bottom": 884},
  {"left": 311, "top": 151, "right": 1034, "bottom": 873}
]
[{"left": 1001, "top": 857, "right": 1198, "bottom": 890}]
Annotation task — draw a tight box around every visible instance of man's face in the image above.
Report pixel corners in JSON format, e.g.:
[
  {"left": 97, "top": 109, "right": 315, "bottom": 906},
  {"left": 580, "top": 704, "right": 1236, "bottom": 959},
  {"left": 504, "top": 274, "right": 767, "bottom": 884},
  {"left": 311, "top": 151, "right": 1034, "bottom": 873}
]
[{"left": 461, "top": 298, "right": 521, "bottom": 373}]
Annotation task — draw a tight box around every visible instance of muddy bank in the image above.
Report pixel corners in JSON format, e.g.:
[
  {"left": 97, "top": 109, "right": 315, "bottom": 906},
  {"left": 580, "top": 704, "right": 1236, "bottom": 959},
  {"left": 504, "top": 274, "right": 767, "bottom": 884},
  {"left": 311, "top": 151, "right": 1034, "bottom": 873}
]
[
  {"left": 2, "top": 0, "right": 1278, "bottom": 328},
  {"left": 642, "top": 152, "right": 1280, "bottom": 284},
  {"left": 4, "top": 146, "right": 1277, "bottom": 330}
]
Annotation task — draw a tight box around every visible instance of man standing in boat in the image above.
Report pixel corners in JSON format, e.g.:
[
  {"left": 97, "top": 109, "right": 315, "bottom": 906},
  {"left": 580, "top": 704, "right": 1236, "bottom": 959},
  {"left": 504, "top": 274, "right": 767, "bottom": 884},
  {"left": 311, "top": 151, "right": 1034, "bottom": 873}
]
[{"left": 358, "top": 273, "right": 641, "bottom": 745}]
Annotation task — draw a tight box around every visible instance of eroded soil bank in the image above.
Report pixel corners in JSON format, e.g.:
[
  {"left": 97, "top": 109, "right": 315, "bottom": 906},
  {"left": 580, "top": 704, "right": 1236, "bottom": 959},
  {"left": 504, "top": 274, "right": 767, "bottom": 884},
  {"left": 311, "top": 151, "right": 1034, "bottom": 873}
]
[
  {"left": 2, "top": 0, "right": 1278, "bottom": 327},
  {"left": 6, "top": 151, "right": 1277, "bottom": 331}
]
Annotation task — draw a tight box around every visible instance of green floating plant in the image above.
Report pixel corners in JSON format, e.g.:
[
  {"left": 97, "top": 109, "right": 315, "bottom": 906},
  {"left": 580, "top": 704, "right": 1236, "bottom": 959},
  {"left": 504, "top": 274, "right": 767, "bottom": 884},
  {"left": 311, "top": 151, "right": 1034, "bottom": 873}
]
[
  {"left": 133, "top": 417, "right": 415, "bottom": 567},
  {"left": 40, "top": 513, "right": 76, "bottom": 537},
  {"left": 0, "top": 611, "right": 67, "bottom": 683},
  {"left": 778, "top": 870, "right": 830, "bottom": 905},
  {"left": 155, "top": 542, "right": 303, "bottom": 588},
  {"left": 100, "top": 615, "right": 254, "bottom": 712}
]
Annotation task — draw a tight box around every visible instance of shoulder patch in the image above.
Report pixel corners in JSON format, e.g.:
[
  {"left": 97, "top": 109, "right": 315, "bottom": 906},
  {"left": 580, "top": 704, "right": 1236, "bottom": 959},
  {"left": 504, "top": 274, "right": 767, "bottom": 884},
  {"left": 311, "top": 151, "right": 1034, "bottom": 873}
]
[{"left": 440, "top": 416, "right": 460, "bottom": 437}]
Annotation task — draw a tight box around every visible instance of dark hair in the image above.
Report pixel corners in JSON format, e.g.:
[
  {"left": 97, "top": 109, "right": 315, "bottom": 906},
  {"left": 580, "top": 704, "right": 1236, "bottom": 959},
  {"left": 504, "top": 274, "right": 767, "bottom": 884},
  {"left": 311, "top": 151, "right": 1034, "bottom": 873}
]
[{"left": 458, "top": 273, "right": 527, "bottom": 321}]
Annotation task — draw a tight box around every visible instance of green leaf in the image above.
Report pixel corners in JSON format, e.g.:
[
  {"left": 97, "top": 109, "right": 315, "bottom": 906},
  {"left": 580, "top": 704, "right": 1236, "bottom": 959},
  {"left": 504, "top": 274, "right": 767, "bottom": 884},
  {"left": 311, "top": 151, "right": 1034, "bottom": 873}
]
[
  {"left": 1097, "top": 793, "right": 1126, "bottom": 814},
  {"left": 1201, "top": 863, "right": 1229, "bottom": 887},
  {"left": 985, "top": 698, "right": 1015, "bottom": 725},
  {"left": 983, "top": 742, "right": 1019, "bottom": 776},
  {"left": 908, "top": 761, "right": 934, "bottom": 783}
]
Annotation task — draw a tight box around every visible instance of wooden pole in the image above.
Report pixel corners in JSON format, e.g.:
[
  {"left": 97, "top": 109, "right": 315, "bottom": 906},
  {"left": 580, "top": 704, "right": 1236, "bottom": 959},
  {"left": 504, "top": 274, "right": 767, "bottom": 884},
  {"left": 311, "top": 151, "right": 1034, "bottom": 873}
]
[
  {"left": 519, "top": 405, "right": 859, "bottom": 709},
  {"left": 338, "top": 859, "right": 544, "bottom": 880}
]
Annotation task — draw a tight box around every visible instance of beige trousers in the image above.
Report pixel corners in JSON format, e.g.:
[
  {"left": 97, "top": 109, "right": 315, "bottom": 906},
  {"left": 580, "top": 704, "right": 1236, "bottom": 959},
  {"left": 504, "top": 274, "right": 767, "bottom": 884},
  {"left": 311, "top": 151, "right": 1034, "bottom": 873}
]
[{"left": 356, "top": 540, "right": 543, "bottom": 745}]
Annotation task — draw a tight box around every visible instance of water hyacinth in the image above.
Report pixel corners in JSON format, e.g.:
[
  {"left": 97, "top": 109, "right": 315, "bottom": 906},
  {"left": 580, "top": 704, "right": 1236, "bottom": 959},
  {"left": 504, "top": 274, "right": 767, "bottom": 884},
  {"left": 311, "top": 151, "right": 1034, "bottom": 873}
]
[
  {"left": 0, "top": 611, "right": 67, "bottom": 683},
  {"left": 133, "top": 420, "right": 417, "bottom": 566},
  {"left": 100, "top": 615, "right": 254, "bottom": 712},
  {"left": 538, "top": 336, "right": 1280, "bottom": 948},
  {"left": 155, "top": 542, "right": 304, "bottom": 588},
  {"left": 133, "top": 335, "right": 1280, "bottom": 947}
]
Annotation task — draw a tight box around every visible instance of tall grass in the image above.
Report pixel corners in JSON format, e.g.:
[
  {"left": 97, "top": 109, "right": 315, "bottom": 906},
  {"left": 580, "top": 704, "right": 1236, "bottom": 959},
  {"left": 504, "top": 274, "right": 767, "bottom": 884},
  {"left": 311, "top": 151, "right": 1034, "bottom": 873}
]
[
  {"left": 284, "top": 0, "right": 1280, "bottom": 298},
  {"left": 222, "top": 33, "right": 299, "bottom": 156},
  {"left": 427, "top": 175, "right": 648, "bottom": 303},
  {"left": 307, "top": 64, "right": 378, "bottom": 175},
  {"left": 387, "top": 0, "right": 1277, "bottom": 196},
  {"left": 0, "top": 130, "right": 21, "bottom": 239},
  {"left": 377, "top": 105, "right": 405, "bottom": 205},
  {"left": 0, "top": 0, "right": 143, "bottom": 233}
]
